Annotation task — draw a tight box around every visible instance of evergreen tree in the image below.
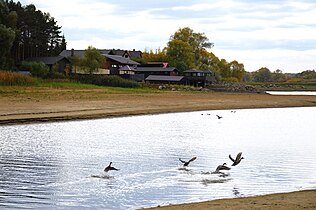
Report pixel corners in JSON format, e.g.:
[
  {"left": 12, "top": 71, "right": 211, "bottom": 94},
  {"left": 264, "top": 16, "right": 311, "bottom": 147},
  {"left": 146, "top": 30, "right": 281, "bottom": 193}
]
[
  {"left": 6, "top": 0, "right": 66, "bottom": 67},
  {"left": 0, "top": 0, "right": 16, "bottom": 68}
]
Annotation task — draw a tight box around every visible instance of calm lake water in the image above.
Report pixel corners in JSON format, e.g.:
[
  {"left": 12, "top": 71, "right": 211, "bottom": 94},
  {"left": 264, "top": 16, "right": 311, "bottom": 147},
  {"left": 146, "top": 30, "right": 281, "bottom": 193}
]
[
  {"left": 1, "top": 107, "right": 316, "bottom": 209},
  {"left": 266, "top": 91, "right": 316, "bottom": 95}
]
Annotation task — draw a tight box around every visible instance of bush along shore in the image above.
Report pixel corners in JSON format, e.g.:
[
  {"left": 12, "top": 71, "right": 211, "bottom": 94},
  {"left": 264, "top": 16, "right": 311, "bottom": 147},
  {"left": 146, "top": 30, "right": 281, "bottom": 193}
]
[{"left": 156, "top": 82, "right": 263, "bottom": 93}]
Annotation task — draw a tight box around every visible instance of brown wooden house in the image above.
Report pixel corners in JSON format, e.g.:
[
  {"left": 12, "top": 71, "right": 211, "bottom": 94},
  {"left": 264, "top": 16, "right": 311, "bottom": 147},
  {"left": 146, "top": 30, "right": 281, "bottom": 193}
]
[
  {"left": 183, "top": 69, "right": 216, "bottom": 87},
  {"left": 59, "top": 49, "right": 140, "bottom": 75},
  {"left": 102, "top": 54, "right": 139, "bottom": 75},
  {"left": 145, "top": 75, "right": 184, "bottom": 84}
]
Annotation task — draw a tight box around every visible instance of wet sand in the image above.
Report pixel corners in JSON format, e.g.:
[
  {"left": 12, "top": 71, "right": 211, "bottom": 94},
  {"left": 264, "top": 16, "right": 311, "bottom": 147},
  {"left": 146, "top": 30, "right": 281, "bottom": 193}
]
[
  {"left": 1, "top": 88, "right": 316, "bottom": 124},
  {"left": 143, "top": 190, "right": 316, "bottom": 210}
]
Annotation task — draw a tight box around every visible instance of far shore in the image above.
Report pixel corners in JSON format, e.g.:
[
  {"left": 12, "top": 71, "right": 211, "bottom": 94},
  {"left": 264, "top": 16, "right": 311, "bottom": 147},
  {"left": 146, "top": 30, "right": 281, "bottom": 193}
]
[
  {"left": 1, "top": 87, "right": 316, "bottom": 209},
  {"left": 1, "top": 87, "right": 316, "bottom": 125}
]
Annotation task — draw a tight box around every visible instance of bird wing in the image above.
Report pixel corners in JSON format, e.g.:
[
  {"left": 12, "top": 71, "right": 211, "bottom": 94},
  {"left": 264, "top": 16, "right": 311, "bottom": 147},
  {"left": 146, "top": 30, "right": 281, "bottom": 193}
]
[
  {"left": 188, "top": 157, "right": 197, "bottom": 163},
  {"left": 236, "top": 152, "right": 242, "bottom": 161},
  {"left": 229, "top": 154, "right": 235, "bottom": 162},
  {"left": 222, "top": 165, "right": 231, "bottom": 170},
  {"left": 179, "top": 158, "right": 186, "bottom": 164}
]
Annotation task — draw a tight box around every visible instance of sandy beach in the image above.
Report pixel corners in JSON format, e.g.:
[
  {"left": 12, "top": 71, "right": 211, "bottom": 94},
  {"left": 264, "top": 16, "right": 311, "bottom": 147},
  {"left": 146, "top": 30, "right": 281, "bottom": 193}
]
[
  {"left": 1, "top": 86, "right": 316, "bottom": 209},
  {"left": 1, "top": 87, "right": 316, "bottom": 124},
  {"left": 144, "top": 190, "right": 316, "bottom": 210}
]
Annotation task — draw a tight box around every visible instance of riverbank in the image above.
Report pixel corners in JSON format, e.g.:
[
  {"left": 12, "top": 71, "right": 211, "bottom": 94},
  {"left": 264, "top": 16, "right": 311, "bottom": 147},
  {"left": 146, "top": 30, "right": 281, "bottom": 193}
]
[
  {"left": 143, "top": 189, "right": 316, "bottom": 210},
  {"left": 1, "top": 86, "right": 316, "bottom": 124}
]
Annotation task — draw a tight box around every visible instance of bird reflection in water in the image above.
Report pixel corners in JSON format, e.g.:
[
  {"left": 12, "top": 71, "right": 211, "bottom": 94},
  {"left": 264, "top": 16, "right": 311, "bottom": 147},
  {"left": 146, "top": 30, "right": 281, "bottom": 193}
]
[{"left": 232, "top": 187, "right": 243, "bottom": 197}]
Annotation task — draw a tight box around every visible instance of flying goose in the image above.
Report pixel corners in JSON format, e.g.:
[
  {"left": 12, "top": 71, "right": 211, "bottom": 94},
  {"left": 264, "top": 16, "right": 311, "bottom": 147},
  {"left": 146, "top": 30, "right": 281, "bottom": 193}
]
[
  {"left": 104, "top": 162, "right": 119, "bottom": 172},
  {"left": 179, "top": 156, "right": 197, "bottom": 167},
  {"left": 229, "top": 152, "right": 244, "bottom": 166},
  {"left": 215, "top": 163, "right": 231, "bottom": 172},
  {"left": 216, "top": 115, "right": 223, "bottom": 119}
]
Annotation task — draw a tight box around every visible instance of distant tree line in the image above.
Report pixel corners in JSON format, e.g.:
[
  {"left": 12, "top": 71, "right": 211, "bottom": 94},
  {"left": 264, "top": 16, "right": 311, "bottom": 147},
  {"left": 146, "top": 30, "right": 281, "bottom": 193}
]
[
  {"left": 141, "top": 27, "right": 246, "bottom": 82},
  {"left": 140, "top": 27, "right": 316, "bottom": 83},
  {"left": 243, "top": 68, "right": 316, "bottom": 83},
  {"left": 0, "top": 0, "right": 66, "bottom": 69}
]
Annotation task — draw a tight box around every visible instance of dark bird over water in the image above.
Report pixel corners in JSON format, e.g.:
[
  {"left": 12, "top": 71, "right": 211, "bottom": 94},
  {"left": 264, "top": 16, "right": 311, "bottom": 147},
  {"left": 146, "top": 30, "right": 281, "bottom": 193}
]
[
  {"left": 104, "top": 162, "right": 120, "bottom": 172},
  {"left": 216, "top": 115, "right": 223, "bottom": 119},
  {"left": 179, "top": 157, "right": 197, "bottom": 167},
  {"left": 229, "top": 152, "right": 244, "bottom": 166},
  {"left": 215, "top": 163, "right": 231, "bottom": 172}
]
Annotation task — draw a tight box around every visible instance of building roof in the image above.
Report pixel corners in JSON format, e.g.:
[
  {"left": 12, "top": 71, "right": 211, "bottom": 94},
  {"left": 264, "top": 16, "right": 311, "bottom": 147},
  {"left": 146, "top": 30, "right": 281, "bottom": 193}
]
[
  {"left": 184, "top": 69, "right": 213, "bottom": 73},
  {"left": 136, "top": 67, "right": 178, "bottom": 72},
  {"left": 25, "top": 56, "right": 69, "bottom": 65},
  {"left": 108, "top": 49, "right": 142, "bottom": 58},
  {"left": 59, "top": 49, "right": 142, "bottom": 59},
  {"left": 103, "top": 54, "right": 140, "bottom": 65},
  {"left": 119, "top": 65, "right": 136, "bottom": 71},
  {"left": 144, "top": 62, "right": 169, "bottom": 68},
  {"left": 145, "top": 75, "right": 184, "bottom": 82},
  {"left": 129, "top": 50, "right": 142, "bottom": 58}
]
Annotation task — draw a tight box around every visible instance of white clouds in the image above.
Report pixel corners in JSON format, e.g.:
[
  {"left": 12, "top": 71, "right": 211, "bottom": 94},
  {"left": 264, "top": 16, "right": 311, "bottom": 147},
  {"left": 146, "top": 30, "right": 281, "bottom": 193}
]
[
  {"left": 25, "top": 0, "right": 117, "bottom": 17},
  {"left": 213, "top": 47, "right": 316, "bottom": 72},
  {"left": 19, "top": 0, "right": 316, "bottom": 72}
]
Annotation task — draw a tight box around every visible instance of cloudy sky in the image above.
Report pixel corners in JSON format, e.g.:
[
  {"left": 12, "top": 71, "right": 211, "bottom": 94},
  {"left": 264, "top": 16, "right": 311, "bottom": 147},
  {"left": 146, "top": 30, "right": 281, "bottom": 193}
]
[{"left": 20, "top": 0, "right": 316, "bottom": 73}]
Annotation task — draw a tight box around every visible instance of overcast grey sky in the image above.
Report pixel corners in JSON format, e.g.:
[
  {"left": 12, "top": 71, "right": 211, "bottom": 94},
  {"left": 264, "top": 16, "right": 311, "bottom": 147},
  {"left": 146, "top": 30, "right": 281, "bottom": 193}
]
[{"left": 20, "top": 0, "right": 316, "bottom": 73}]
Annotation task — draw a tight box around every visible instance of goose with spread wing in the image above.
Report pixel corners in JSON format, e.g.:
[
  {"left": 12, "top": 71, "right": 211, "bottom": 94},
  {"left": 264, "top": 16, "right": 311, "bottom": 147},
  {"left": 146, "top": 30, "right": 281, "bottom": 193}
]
[
  {"left": 104, "top": 162, "right": 120, "bottom": 172},
  {"left": 179, "top": 157, "right": 197, "bottom": 167},
  {"left": 215, "top": 163, "right": 231, "bottom": 172},
  {"left": 216, "top": 115, "right": 223, "bottom": 119},
  {"left": 229, "top": 152, "right": 244, "bottom": 166}
]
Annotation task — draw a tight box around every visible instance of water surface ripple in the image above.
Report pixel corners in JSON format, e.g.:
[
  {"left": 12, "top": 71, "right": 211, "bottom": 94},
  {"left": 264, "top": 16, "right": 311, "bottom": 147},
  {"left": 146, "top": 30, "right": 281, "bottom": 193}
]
[{"left": 1, "top": 107, "right": 316, "bottom": 209}]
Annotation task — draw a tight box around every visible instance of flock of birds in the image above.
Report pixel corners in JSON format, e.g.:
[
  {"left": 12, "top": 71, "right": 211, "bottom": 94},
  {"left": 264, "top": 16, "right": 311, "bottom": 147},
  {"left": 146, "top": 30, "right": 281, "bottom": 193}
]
[
  {"left": 103, "top": 111, "right": 243, "bottom": 175},
  {"left": 103, "top": 152, "right": 244, "bottom": 174},
  {"left": 178, "top": 152, "right": 244, "bottom": 174},
  {"left": 201, "top": 110, "right": 237, "bottom": 119}
]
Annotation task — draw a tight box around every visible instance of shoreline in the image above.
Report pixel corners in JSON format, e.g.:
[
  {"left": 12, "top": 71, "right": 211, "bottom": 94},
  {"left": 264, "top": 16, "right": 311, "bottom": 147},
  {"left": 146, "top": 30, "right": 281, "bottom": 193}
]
[
  {"left": 1, "top": 103, "right": 315, "bottom": 125},
  {"left": 143, "top": 189, "right": 316, "bottom": 210},
  {"left": 1, "top": 91, "right": 316, "bottom": 125}
]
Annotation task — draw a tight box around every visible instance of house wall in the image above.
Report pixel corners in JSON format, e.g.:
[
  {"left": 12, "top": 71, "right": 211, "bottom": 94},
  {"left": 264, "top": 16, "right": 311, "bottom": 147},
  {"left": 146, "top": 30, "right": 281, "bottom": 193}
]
[
  {"left": 121, "top": 74, "right": 144, "bottom": 81},
  {"left": 72, "top": 65, "right": 110, "bottom": 74},
  {"left": 119, "top": 70, "right": 135, "bottom": 75},
  {"left": 56, "top": 59, "right": 71, "bottom": 73},
  {"left": 184, "top": 75, "right": 216, "bottom": 87}
]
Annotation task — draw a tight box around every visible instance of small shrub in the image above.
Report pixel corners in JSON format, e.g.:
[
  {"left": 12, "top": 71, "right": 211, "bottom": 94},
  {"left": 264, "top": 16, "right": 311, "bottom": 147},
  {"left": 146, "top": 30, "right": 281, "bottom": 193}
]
[
  {"left": 0, "top": 71, "right": 39, "bottom": 86},
  {"left": 72, "top": 74, "right": 141, "bottom": 88},
  {"left": 50, "top": 71, "right": 66, "bottom": 79},
  {"left": 20, "top": 61, "right": 49, "bottom": 78},
  {"left": 221, "top": 77, "right": 239, "bottom": 83}
]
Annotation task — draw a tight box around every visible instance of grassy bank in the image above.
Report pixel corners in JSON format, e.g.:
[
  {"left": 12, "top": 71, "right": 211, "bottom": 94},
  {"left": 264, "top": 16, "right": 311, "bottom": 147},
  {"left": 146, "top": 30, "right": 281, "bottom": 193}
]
[{"left": 1, "top": 70, "right": 316, "bottom": 125}]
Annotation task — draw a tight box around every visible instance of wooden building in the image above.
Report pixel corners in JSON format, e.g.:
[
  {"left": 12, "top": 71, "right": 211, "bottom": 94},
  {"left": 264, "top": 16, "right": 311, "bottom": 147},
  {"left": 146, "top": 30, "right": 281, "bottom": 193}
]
[
  {"left": 102, "top": 54, "right": 139, "bottom": 75},
  {"left": 24, "top": 56, "right": 70, "bottom": 73},
  {"left": 135, "top": 66, "right": 179, "bottom": 79},
  {"left": 58, "top": 49, "right": 140, "bottom": 75},
  {"left": 145, "top": 75, "right": 184, "bottom": 84},
  {"left": 183, "top": 69, "right": 216, "bottom": 87}
]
